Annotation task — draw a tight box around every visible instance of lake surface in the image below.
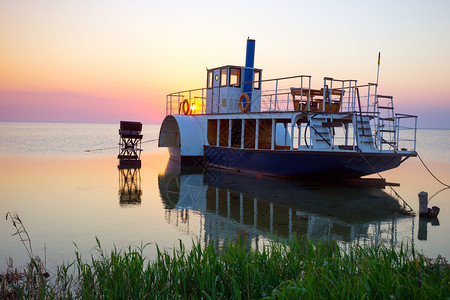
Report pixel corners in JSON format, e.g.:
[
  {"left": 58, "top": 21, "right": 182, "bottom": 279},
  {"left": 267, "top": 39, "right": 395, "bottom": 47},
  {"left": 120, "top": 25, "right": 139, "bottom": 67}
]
[{"left": 0, "top": 122, "right": 449, "bottom": 271}]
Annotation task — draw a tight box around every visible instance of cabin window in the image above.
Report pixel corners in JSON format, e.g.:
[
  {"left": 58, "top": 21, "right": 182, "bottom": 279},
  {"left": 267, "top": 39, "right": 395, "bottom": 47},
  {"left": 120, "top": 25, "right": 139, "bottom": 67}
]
[
  {"left": 244, "top": 119, "right": 256, "bottom": 148},
  {"left": 220, "top": 68, "right": 228, "bottom": 87},
  {"left": 207, "top": 119, "right": 217, "bottom": 145},
  {"left": 207, "top": 70, "right": 213, "bottom": 88},
  {"left": 219, "top": 119, "right": 229, "bottom": 146},
  {"left": 258, "top": 119, "right": 272, "bottom": 149},
  {"left": 254, "top": 70, "right": 261, "bottom": 90},
  {"left": 231, "top": 119, "right": 242, "bottom": 148},
  {"left": 230, "top": 68, "right": 241, "bottom": 87}
]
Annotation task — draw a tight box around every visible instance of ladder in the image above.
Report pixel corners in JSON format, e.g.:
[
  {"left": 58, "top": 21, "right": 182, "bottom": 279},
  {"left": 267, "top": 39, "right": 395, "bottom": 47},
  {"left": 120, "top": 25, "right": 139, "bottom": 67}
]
[{"left": 376, "top": 95, "right": 396, "bottom": 150}]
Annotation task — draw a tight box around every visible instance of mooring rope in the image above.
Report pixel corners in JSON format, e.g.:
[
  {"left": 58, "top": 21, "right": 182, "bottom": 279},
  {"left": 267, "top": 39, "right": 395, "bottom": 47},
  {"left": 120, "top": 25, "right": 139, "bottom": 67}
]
[
  {"left": 429, "top": 187, "right": 450, "bottom": 202},
  {"left": 417, "top": 153, "right": 450, "bottom": 188},
  {"left": 84, "top": 146, "right": 116, "bottom": 152},
  {"left": 358, "top": 152, "right": 414, "bottom": 212},
  {"left": 84, "top": 138, "right": 159, "bottom": 152},
  {"left": 142, "top": 138, "right": 159, "bottom": 144}
]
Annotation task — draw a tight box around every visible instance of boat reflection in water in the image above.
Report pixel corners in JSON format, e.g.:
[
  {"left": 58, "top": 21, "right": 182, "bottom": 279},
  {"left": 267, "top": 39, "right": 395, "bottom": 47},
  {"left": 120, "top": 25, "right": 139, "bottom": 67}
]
[{"left": 158, "top": 159, "right": 414, "bottom": 248}]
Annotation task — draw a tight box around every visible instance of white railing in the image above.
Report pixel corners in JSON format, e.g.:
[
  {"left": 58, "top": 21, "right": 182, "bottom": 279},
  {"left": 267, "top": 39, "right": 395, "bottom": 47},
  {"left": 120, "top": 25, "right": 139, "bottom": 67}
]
[
  {"left": 395, "top": 114, "right": 418, "bottom": 151},
  {"left": 166, "top": 88, "right": 207, "bottom": 116},
  {"left": 164, "top": 75, "right": 417, "bottom": 152}
]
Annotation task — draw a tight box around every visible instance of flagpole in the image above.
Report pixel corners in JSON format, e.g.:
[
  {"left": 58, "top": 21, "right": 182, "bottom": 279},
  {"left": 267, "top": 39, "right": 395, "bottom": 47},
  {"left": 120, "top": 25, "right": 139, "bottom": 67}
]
[
  {"left": 376, "top": 52, "right": 381, "bottom": 89},
  {"left": 375, "top": 52, "right": 381, "bottom": 146},
  {"left": 374, "top": 52, "right": 381, "bottom": 104}
]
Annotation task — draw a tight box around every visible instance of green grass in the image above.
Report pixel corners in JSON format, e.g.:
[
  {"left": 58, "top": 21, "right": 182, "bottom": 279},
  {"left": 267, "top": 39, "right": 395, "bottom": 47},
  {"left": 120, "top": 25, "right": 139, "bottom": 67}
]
[{"left": 1, "top": 237, "right": 449, "bottom": 299}]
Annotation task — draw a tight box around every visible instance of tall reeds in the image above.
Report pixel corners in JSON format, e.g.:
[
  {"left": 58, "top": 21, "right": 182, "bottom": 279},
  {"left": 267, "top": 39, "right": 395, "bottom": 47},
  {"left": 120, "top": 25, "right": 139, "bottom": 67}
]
[{"left": 1, "top": 236, "right": 448, "bottom": 299}]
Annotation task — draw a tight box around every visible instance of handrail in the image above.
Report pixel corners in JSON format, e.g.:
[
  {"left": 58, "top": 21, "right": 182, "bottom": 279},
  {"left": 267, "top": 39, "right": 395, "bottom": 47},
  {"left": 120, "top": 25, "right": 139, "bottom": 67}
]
[
  {"left": 166, "top": 74, "right": 312, "bottom": 96},
  {"left": 166, "top": 75, "right": 375, "bottom": 98},
  {"left": 396, "top": 113, "right": 418, "bottom": 118},
  {"left": 166, "top": 75, "right": 392, "bottom": 123},
  {"left": 329, "top": 83, "right": 377, "bottom": 91}
]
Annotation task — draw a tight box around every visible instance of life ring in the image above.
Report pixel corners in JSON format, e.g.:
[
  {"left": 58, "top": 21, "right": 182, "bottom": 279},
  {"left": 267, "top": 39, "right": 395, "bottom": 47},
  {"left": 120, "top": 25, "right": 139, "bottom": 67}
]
[
  {"left": 181, "top": 99, "right": 190, "bottom": 115},
  {"left": 238, "top": 93, "right": 250, "bottom": 112}
]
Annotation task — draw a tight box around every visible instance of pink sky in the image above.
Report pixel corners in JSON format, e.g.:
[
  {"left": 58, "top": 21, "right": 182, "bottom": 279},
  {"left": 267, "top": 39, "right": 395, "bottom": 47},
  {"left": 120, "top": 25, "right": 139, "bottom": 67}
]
[
  {"left": 0, "top": 90, "right": 163, "bottom": 124},
  {"left": 1, "top": 1, "right": 449, "bottom": 128}
]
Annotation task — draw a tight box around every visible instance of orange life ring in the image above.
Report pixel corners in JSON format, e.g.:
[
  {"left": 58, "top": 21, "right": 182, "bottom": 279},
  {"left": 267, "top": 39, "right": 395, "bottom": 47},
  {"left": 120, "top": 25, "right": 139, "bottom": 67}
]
[
  {"left": 181, "top": 99, "right": 190, "bottom": 115},
  {"left": 238, "top": 93, "right": 250, "bottom": 112}
]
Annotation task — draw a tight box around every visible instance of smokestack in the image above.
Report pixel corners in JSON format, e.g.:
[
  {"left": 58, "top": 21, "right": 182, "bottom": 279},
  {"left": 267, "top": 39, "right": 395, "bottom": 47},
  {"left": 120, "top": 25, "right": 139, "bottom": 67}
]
[{"left": 243, "top": 38, "right": 255, "bottom": 112}]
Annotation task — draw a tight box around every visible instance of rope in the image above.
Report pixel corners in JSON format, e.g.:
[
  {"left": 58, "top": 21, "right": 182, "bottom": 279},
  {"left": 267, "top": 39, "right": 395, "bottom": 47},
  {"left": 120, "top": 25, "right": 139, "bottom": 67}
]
[
  {"left": 142, "top": 138, "right": 159, "bottom": 144},
  {"left": 429, "top": 187, "right": 450, "bottom": 202},
  {"left": 84, "top": 146, "right": 116, "bottom": 152},
  {"left": 417, "top": 153, "right": 450, "bottom": 188},
  {"left": 358, "top": 152, "right": 414, "bottom": 212},
  {"left": 84, "top": 138, "right": 159, "bottom": 152}
]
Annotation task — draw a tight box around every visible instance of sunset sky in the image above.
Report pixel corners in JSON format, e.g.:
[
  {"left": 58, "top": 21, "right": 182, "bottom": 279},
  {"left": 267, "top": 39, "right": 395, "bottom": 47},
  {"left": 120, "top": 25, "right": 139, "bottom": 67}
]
[{"left": 1, "top": 0, "right": 449, "bottom": 128}]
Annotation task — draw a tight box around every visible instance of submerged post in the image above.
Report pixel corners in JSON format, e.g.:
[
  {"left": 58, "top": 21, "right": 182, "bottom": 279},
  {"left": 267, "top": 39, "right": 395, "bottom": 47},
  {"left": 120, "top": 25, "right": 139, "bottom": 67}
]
[
  {"left": 418, "top": 191, "right": 441, "bottom": 240},
  {"left": 419, "top": 191, "right": 440, "bottom": 218},
  {"left": 243, "top": 38, "right": 255, "bottom": 112}
]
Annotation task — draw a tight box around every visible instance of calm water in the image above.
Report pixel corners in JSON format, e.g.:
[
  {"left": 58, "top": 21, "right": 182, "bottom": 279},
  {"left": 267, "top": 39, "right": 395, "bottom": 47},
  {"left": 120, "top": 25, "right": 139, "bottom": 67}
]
[{"left": 0, "top": 122, "right": 449, "bottom": 271}]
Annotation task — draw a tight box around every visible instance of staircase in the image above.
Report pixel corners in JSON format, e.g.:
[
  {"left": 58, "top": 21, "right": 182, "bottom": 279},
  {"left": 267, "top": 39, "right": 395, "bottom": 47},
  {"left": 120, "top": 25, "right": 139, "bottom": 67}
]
[
  {"left": 355, "top": 115, "right": 375, "bottom": 150},
  {"left": 309, "top": 114, "right": 332, "bottom": 150}
]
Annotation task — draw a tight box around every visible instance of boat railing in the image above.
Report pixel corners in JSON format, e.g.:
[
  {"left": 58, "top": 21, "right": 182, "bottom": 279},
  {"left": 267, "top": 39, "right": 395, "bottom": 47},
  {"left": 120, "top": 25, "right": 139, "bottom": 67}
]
[
  {"left": 394, "top": 114, "right": 418, "bottom": 151},
  {"left": 165, "top": 75, "right": 314, "bottom": 115},
  {"left": 164, "top": 76, "right": 417, "bottom": 152},
  {"left": 165, "top": 75, "right": 385, "bottom": 116},
  {"left": 166, "top": 88, "right": 207, "bottom": 115}
]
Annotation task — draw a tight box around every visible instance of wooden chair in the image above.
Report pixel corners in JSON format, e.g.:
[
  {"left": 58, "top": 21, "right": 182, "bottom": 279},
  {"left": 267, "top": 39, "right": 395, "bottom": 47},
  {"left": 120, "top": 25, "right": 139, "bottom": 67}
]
[
  {"left": 316, "top": 89, "right": 345, "bottom": 113},
  {"left": 290, "top": 88, "right": 322, "bottom": 111}
]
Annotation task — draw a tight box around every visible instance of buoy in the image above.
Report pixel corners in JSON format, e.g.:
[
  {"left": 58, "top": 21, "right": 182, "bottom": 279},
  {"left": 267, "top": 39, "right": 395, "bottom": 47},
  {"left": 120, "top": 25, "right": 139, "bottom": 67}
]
[
  {"left": 181, "top": 99, "right": 190, "bottom": 115},
  {"left": 238, "top": 93, "right": 250, "bottom": 112}
]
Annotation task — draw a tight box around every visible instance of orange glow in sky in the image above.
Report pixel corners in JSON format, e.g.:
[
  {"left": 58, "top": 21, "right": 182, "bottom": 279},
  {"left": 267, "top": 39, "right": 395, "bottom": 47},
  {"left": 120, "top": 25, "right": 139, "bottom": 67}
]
[{"left": 0, "top": 0, "right": 449, "bottom": 127}]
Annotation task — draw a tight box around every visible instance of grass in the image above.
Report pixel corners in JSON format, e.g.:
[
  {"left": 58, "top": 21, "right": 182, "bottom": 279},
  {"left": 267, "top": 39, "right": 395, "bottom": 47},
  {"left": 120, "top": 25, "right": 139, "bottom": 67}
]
[{"left": 1, "top": 237, "right": 449, "bottom": 299}]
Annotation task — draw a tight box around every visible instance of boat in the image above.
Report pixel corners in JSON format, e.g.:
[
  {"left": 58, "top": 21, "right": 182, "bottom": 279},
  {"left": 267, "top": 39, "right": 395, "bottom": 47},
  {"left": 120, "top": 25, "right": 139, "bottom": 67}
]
[{"left": 158, "top": 39, "right": 418, "bottom": 179}]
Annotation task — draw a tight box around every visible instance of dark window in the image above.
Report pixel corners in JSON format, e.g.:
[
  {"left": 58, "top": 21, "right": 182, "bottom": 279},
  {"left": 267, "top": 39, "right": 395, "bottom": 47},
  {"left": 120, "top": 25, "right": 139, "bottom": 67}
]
[
  {"left": 231, "top": 119, "right": 242, "bottom": 147},
  {"left": 254, "top": 70, "right": 261, "bottom": 90},
  {"left": 244, "top": 119, "right": 256, "bottom": 149},
  {"left": 219, "top": 119, "right": 229, "bottom": 146},
  {"left": 258, "top": 119, "right": 272, "bottom": 149},
  {"left": 207, "top": 70, "right": 213, "bottom": 88},
  {"left": 207, "top": 120, "right": 217, "bottom": 145},
  {"left": 220, "top": 68, "right": 228, "bottom": 87},
  {"left": 229, "top": 68, "right": 241, "bottom": 87}
]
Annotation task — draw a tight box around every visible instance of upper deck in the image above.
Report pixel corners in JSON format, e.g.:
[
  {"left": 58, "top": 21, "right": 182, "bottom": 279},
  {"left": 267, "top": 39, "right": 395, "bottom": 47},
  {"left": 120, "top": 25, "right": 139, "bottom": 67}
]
[
  {"left": 163, "top": 37, "right": 417, "bottom": 154},
  {"left": 165, "top": 71, "right": 418, "bottom": 154},
  {"left": 166, "top": 72, "right": 380, "bottom": 115}
]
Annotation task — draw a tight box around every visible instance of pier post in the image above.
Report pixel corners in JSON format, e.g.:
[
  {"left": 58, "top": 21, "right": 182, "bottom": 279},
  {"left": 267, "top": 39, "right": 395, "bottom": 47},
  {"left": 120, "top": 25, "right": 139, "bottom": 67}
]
[{"left": 418, "top": 191, "right": 428, "bottom": 216}]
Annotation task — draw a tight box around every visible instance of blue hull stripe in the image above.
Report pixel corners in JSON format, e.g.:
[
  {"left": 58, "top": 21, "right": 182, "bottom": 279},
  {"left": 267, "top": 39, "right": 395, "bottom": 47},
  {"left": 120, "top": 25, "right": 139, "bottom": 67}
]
[{"left": 204, "top": 146, "right": 404, "bottom": 178}]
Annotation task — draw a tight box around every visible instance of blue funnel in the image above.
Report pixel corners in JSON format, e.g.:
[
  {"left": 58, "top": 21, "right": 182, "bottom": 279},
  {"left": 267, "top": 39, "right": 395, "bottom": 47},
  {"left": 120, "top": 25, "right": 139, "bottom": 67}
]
[{"left": 243, "top": 39, "right": 255, "bottom": 112}]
